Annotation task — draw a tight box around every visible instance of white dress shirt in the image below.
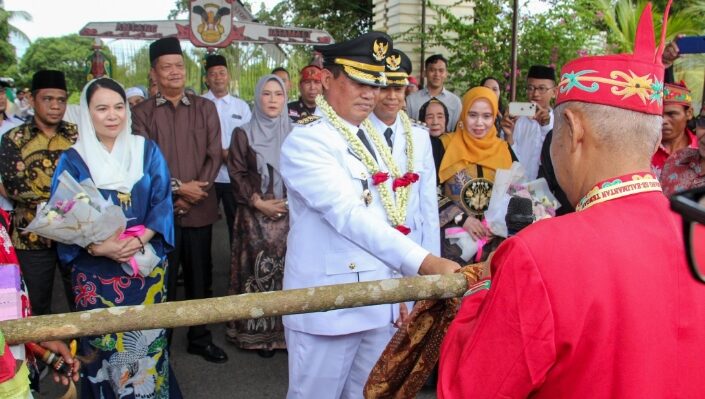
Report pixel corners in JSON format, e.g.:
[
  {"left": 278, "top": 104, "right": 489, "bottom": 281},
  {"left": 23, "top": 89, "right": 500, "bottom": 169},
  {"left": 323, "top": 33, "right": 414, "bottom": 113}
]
[
  {"left": 368, "top": 112, "right": 441, "bottom": 256},
  {"left": 203, "top": 90, "right": 252, "bottom": 183},
  {"left": 510, "top": 110, "right": 554, "bottom": 180},
  {"left": 405, "top": 87, "right": 462, "bottom": 131}
]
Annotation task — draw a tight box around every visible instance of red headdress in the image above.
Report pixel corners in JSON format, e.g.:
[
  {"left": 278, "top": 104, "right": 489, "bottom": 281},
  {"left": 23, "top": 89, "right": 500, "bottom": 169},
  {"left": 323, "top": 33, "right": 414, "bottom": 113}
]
[
  {"left": 663, "top": 81, "right": 692, "bottom": 107},
  {"left": 556, "top": 1, "right": 673, "bottom": 115}
]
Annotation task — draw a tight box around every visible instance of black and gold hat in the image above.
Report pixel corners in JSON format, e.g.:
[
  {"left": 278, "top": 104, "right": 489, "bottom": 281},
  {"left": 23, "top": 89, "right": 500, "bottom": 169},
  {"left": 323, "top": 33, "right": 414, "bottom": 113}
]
[
  {"left": 314, "top": 31, "right": 392, "bottom": 87},
  {"left": 384, "top": 49, "right": 412, "bottom": 87}
]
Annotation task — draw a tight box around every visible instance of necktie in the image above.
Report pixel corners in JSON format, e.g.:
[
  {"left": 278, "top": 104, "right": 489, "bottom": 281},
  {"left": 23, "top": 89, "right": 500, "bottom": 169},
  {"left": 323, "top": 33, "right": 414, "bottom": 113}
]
[
  {"left": 357, "top": 129, "right": 377, "bottom": 162},
  {"left": 384, "top": 127, "right": 394, "bottom": 149}
]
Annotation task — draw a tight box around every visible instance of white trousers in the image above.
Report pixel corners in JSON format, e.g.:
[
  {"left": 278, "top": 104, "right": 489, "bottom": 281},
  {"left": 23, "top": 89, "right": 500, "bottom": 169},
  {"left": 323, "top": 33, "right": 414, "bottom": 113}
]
[{"left": 285, "top": 325, "right": 397, "bottom": 399}]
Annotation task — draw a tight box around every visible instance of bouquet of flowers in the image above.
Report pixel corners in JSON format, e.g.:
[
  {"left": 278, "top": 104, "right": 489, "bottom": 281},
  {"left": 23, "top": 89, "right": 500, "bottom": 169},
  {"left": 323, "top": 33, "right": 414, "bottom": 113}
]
[
  {"left": 485, "top": 162, "right": 561, "bottom": 237},
  {"left": 24, "top": 171, "right": 126, "bottom": 248}
]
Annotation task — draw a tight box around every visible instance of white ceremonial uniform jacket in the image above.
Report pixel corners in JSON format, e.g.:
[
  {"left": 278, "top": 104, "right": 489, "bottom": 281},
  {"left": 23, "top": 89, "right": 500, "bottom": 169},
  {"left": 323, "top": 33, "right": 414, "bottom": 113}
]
[
  {"left": 368, "top": 112, "right": 440, "bottom": 256},
  {"left": 280, "top": 109, "right": 430, "bottom": 336}
]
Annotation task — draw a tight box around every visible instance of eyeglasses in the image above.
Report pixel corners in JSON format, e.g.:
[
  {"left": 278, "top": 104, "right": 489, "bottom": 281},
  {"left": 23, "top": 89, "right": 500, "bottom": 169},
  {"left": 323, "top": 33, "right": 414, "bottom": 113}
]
[
  {"left": 526, "top": 85, "right": 554, "bottom": 94},
  {"left": 670, "top": 186, "right": 705, "bottom": 283}
]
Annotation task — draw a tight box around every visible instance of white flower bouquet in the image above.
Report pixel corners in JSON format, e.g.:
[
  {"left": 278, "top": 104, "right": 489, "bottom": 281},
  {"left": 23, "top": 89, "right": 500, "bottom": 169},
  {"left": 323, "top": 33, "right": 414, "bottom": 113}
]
[
  {"left": 24, "top": 171, "right": 126, "bottom": 248},
  {"left": 485, "top": 162, "right": 561, "bottom": 237}
]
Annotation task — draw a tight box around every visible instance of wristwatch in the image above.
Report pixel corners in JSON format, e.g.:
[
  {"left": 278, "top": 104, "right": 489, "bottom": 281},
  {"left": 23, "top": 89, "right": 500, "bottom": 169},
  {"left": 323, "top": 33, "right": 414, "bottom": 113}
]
[{"left": 171, "top": 178, "right": 182, "bottom": 193}]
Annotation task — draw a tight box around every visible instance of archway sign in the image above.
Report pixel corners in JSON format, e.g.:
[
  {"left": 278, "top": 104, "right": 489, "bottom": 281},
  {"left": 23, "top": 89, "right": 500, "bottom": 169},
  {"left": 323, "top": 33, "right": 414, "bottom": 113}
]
[{"left": 78, "top": 0, "right": 334, "bottom": 48}]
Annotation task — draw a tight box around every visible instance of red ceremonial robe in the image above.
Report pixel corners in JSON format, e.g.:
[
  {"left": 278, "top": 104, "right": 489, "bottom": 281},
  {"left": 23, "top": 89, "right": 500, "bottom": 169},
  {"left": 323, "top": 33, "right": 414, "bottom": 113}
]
[{"left": 438, "top": 180, "right": 705, "bottom": 398}]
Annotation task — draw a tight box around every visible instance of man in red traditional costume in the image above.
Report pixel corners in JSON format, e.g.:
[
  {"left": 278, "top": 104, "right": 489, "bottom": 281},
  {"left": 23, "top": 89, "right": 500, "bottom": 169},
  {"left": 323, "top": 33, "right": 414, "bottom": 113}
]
[
  {"left": 438, "top": 2, "right": 705, "bottom": 398},
  {"left": 652, "top": 81, "right": 697, "bottom": 178}
]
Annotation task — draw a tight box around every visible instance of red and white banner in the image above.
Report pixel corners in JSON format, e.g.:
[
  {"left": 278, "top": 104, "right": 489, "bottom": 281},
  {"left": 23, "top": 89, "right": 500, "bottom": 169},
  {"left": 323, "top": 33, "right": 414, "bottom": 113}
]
[{"left": 79, "top": 19, "right": 334, "bottom": 47}]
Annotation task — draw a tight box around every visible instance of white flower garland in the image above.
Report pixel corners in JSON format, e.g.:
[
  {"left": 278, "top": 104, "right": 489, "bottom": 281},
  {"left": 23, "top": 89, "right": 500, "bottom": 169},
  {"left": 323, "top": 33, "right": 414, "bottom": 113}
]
[{"left": 315, "top": 95, "right": 416, "bottom": 228}]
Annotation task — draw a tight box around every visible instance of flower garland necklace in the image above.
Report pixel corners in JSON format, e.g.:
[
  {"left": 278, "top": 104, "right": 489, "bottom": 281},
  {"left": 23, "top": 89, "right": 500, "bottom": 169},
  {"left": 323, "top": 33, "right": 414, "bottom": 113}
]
[{"left": 315, "top": 95, "right": 419, "bottom": 234}]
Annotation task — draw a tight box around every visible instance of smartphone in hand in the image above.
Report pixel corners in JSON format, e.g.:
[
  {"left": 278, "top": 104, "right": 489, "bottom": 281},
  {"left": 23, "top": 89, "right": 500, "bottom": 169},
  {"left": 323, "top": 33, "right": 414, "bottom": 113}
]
[{"left": 508, "top": 102, "right": 537, "bottom": 117}]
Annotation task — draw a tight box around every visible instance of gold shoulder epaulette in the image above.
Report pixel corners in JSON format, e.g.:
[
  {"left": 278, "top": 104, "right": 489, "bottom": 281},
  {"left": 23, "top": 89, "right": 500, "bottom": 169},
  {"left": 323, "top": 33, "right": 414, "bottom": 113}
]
[
  {"left": 297, "top": 115, "right": 321, "bottom": 125},
  {"left": 410, "top": 118, "right": 428, "bottom": 130}
]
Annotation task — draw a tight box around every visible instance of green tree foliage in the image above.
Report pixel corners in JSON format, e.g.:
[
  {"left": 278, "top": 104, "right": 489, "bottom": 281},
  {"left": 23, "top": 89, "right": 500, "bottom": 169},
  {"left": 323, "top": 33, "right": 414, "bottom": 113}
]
[
  {"left": 18, "top": 34, "right": 117, "bottom": 96},
  {"left": 519, "top": 0, "right": 601, "bottom": 77},
  {"left": 0, "top": 6, "right": 31, "bottom": 77},
  {"left": 593, "top": 0, "right": 704, "bottom": 54},
  {"left": 410, "top": 0, "right": 601, "bottom": 100},
  {"left": 412, "top": 0, "right": 512, "bottom": 95},
  {"left": 279, "top": 0, "right": 372, "bottom": 41},
  {"left": 0, "top": 11, "right": 16, "bottom": 76},
  {"left": 111, "top": 47, "right": 152, "bottom": 89}
]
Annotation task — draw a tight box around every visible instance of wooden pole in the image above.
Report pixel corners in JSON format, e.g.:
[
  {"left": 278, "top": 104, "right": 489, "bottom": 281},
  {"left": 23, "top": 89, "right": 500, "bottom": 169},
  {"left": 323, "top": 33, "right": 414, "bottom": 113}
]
[
  {"left": 510, "top": 0, "right": 519, "bottom": 101},
  {"left": 0, "top": 274, "right": 469, "bottom": 345}
]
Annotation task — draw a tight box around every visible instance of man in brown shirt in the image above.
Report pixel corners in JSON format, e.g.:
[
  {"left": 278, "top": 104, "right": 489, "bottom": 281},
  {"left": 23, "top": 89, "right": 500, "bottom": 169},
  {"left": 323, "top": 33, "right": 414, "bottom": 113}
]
[
  {"left": 0, "top": 70, "right": 77, "bottom": 315},
  {"left": 132, "top": 37, "right": 227, "bottom": 363}
]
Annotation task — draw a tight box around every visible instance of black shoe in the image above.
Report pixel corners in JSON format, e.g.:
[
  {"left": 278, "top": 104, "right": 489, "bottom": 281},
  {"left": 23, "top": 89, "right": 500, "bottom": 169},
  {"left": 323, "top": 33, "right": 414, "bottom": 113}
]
[
  {"left": 257, "top": 349, "right": 275, "bottom": 358},
  {"left": 187, "top": 343, "right": 228, "bottom": 363}
]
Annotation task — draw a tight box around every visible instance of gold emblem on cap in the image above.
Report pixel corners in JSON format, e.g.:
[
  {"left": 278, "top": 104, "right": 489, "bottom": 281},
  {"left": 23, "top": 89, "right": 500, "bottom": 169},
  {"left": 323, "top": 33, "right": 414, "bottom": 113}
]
[
  {"left": 373, "top": 40, "right": 389, "bottom": 62},
  {"left": 386, "top": 54, "right": 401, "bottom": 71}
]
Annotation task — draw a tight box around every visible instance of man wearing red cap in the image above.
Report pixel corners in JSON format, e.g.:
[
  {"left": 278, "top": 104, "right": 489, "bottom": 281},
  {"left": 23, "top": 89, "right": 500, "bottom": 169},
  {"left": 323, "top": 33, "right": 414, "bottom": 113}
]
[
  {"left": 438, "top": 2, "right": 705, "bottom": 398},
  {"left": 287, "top": 65, "right": 322, "bottom": 122},
  {"left": 651, "top": 81, "right": 698, "bottom": 178}
]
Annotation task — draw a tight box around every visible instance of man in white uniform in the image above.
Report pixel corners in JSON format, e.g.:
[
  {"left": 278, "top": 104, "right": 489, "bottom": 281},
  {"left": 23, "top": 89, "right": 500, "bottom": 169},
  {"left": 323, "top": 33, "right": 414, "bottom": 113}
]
[
  {"left": 280, "top": 32, "right": 459, "bottom": 399},
  {"left": 369, "top": 49, "right": 440, "bottom": 257},
  {"left": 501, "top": 65, "right": 556, "bottom": 180},
  {"left": 202, "top": 54, "right": 252, "bottom": 243}
]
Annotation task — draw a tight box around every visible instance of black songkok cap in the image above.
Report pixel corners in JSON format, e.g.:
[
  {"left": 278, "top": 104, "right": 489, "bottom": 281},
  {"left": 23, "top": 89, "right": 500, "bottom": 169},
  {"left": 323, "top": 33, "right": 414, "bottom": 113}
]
[
  {"left": 31, "top": 70, "right": 67, "bottom": 92},
  {"left": 314, "top": 31, "right": 392, "bottom": 87},
  {"left": 149, "top": 37, "right": 183, "bottom": 66},
  {"left": 384, "top": 49, "right": 412, "bottom": 87},
  {"left": 527, "top": 65, "right": 556, "bottom": 81},
  {"left": 205, "top": 54, "right": 227, "bottom": 70}
]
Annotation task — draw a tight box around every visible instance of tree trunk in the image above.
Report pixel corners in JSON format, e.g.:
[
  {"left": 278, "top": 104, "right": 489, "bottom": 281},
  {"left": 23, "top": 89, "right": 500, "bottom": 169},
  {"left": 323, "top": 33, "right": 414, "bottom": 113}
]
[{"left": 0, "top": 274, "right": 469, "bottom": 345}]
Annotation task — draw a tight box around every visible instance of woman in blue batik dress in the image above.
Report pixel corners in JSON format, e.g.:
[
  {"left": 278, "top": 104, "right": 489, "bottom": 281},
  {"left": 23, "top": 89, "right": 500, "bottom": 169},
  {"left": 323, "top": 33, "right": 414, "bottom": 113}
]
[{"left": 52, "top": 78, "right": 181, "bottom": 399}]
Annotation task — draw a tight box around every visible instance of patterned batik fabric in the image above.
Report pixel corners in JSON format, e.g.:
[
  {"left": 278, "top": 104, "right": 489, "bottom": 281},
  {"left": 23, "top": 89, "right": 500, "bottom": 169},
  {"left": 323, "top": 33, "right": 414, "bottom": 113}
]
[
  {"left": 226, "top": 201, "right": 288, "bottom": 350},
  {"left": 75, "top": 265, "right": 176, "bottom": 399},
  {"left": 660, "top": 147, "right": 705, "bottom": 197},
  {"left": 0, "top": 120, "right": 78, "bottom": 249},
  {"left": 364, "top": 265, "right": 483, "bottom": 399},
  {"left": 651, "top": 129, "right": 698, "bottom": 179}
]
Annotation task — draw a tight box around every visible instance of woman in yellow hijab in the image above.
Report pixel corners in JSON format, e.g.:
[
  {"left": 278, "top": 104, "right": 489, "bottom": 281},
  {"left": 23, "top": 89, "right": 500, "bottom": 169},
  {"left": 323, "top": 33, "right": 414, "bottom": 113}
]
[{"left": 437, "top": 86, "right": 516, "bottom": 261}]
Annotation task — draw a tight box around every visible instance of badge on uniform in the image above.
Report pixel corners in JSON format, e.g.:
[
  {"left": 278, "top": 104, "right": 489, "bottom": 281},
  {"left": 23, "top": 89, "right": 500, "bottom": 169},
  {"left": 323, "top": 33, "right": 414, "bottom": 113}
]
[
  {"left": 231, "top": 113, "right": 242, "bottom": 119},
  {"left": 361, "top": 180, "right": 372, "bottom": 206},
  {"left": 362, "top": 189, "right": 373, "bottom": 206}
]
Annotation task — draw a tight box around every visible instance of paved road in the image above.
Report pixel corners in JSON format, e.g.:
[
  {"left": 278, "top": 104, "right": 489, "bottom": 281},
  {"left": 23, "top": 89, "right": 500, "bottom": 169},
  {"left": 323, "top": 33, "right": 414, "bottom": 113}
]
[{"left": 38, "top": 216, "right": 437, "bottom": 398}]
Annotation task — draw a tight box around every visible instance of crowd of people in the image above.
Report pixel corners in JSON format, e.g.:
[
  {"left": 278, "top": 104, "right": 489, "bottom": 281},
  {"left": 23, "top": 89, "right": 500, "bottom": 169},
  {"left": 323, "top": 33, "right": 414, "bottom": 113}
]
[{"left": 0, "top": 3, "right": 704, "bottom": 396}]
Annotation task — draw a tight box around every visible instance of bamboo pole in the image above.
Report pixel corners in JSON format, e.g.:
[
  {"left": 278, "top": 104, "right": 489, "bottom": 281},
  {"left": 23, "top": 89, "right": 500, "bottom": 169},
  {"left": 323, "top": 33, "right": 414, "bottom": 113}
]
[{"left": 0, "top": 274, "right": 469, "bottom": 345}]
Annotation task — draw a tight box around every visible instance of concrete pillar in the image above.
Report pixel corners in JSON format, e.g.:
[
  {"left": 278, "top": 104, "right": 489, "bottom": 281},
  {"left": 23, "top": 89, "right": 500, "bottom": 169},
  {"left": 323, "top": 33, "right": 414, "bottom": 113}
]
[{"left": 373, "top": 0, "right": 474, "bottom": 82}]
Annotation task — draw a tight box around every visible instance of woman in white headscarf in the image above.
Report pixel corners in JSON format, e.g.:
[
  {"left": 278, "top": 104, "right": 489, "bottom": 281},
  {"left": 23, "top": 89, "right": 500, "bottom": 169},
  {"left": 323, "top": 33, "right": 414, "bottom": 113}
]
[
  {"left": 51, "top": 78, "right": 181, "bottom": 398},
  {"left": 226, "top": 74, "right": 291, "bottom": 357}
]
